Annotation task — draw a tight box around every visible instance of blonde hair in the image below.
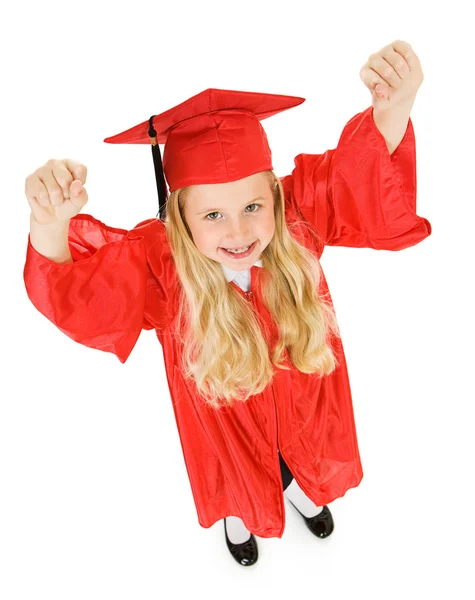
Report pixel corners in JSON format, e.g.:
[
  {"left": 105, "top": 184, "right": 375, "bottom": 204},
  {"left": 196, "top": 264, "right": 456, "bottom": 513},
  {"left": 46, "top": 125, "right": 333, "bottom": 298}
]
[{"left": 163, "top": 170, "right": 341, "bottom": 409}]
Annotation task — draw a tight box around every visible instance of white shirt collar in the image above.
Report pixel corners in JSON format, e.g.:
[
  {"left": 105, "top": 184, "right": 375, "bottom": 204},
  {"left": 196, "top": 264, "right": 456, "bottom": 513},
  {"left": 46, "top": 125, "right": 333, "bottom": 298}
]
[{"left": 221, "top": 259, "right": 263, "bottom": 283}]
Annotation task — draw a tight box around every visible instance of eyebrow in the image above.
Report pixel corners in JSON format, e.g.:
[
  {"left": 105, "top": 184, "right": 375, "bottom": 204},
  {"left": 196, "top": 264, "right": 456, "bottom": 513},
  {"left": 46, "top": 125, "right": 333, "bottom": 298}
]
[{"left": 196, "top": 196, "right": 266, "bottom": 215}]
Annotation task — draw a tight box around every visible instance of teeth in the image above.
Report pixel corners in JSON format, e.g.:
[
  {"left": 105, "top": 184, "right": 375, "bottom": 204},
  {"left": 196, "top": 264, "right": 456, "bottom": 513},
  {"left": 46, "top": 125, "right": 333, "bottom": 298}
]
[{"left": 226, "top": 246, "right": 250, "bottom": 254}]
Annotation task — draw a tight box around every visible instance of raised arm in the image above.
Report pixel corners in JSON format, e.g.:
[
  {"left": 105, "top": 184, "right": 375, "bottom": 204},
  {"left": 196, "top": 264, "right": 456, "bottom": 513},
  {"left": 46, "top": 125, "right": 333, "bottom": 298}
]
[
  {"left": 24, "top": 213, "right": 154, "bottom": 363},
  {"left": 281, "top": 106, "right": 432, "bottom": 251}
]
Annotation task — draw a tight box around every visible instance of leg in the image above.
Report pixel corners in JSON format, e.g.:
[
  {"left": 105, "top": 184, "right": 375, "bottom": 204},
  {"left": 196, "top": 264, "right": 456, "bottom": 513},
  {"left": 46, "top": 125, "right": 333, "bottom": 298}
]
[
  {"left": 226, "top": 450, "right": 293, "bottom": 544},
  {"left": 280, "top": 450, "right": 324, "bottom": 517},
  {"left": 278, "top": 450, "right": 294, "bottom": 491}
]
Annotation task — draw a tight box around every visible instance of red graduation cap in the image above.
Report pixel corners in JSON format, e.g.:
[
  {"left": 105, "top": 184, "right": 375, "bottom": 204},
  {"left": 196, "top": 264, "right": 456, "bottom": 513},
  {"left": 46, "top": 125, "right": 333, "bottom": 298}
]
[{"left": 104, "top": 88, "right": 306, "bottom": 220}]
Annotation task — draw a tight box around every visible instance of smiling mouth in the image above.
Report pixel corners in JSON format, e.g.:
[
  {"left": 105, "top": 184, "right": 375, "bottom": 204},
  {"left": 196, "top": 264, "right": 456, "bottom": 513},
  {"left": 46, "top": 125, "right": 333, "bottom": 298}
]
[{"left": 220, "top": 240, "right": 257, "bottom": 257}]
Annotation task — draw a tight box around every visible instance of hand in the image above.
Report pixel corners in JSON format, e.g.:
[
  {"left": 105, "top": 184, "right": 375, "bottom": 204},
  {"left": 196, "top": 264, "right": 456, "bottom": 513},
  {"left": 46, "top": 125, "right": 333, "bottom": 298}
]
[
  {"left": 359, "top": 40, "right": 424, "bottom": 112},
  {"left": 25, "top": 158, "right": 89, "bottom": 225}
]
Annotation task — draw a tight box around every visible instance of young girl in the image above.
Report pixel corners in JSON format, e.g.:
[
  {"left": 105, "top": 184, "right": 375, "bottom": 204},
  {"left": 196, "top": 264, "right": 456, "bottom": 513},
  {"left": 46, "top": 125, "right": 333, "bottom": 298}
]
[{"left": 24, "top": 83, "right": 431, "bottom": 567}]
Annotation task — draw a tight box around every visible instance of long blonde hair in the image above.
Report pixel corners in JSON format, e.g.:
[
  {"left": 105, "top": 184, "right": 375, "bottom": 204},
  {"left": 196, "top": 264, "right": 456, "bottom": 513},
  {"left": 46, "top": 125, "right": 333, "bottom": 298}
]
[{"left": 163, "top": 170, "right": 341, "bottom": 409}]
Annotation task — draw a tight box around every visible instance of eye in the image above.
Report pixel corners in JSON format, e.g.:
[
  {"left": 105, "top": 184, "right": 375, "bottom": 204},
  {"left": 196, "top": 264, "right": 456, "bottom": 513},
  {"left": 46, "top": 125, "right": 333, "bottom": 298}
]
[{"left": 204, "top": 203, "right": 262, "bottom": 221}]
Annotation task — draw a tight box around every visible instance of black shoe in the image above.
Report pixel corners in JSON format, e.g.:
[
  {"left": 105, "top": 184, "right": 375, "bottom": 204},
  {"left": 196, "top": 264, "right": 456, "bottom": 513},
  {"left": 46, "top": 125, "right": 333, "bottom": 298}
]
[
  {"left": 223, "top": 518, "right": 259, "bottom": 566},
  {"left": 286, "top": 500, "right": 335, "bottom": 538}
]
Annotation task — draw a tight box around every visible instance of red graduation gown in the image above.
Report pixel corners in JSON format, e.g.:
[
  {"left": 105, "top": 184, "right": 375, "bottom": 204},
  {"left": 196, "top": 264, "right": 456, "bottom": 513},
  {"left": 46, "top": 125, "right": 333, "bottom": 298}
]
[{"left": 23, "top": 106, "right": 431, "bottom": 538}]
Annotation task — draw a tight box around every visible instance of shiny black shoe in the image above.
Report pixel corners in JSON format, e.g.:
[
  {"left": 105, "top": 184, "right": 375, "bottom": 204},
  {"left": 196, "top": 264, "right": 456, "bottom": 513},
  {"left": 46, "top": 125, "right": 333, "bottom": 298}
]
[
  {"left": 223, "top": 518, "right": 259, "bottom": 567},
  {"left": 286, "top": 499, "right": 335, "bottom": 538}
]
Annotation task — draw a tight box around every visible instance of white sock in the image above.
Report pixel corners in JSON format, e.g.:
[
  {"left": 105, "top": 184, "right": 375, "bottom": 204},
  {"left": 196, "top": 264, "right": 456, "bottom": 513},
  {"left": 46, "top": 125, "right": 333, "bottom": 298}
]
[
  {"left": 284, "top": 479, "right": 324, "bottom": 518},
  {"left": 224, "top": 516, "right": 252, "bottom": 544}
]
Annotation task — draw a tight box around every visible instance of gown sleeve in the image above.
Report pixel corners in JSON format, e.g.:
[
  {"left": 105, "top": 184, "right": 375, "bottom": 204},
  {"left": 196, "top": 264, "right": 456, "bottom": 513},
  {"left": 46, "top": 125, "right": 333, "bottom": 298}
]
[
  {"left": 280, "top": 105, "right": 432, "bottom": 250},
  {"left": 23, "top": 213, "right": 157, "bottom": 364}
]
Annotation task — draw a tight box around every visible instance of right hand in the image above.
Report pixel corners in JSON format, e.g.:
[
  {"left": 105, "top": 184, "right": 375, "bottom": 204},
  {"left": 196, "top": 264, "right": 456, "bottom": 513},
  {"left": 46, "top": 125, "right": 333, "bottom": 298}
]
[{"left": 25, "top": 158, "right": 89, "bottom": 225}]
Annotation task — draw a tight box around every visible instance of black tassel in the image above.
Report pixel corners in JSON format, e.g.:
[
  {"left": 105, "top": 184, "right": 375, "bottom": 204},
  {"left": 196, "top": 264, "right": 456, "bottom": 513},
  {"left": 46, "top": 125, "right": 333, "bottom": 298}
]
[{"left": 148, "top": 116, "right": 168, "bottom": 221}]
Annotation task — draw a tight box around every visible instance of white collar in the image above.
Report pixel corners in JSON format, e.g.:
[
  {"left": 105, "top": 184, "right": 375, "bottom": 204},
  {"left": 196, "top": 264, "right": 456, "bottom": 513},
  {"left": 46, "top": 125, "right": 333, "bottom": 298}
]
[{"left": 221, "top": 259, "right": 263, "bottom": 282}]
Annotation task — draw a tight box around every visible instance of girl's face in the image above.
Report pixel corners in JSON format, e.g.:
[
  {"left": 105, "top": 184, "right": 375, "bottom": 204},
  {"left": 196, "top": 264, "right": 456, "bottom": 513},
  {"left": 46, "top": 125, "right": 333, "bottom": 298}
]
[{"left": 182, "top": 172, "right": 275, "bottom": 270}]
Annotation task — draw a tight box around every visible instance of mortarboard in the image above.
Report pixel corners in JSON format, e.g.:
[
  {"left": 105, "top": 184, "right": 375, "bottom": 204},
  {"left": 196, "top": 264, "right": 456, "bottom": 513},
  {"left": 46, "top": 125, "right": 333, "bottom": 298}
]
[{"left": 103, "top": 88, "right": 306, "bottom": 220}]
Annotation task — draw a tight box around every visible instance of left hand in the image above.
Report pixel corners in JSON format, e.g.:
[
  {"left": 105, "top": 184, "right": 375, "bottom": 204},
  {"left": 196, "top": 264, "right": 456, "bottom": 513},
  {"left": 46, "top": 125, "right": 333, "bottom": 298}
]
[{"left": 359, "top": 40, "right": 424, "bottom": 111}]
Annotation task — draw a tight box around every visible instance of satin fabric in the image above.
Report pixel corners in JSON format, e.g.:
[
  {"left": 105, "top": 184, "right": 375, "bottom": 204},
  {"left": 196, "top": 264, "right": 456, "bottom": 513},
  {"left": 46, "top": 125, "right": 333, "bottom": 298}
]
[
  {"left": 103, "top": 88, "right": 305, "bottom": 191},
  {"left": 24, "top": 106, "right": 431, "bottom": 538}
]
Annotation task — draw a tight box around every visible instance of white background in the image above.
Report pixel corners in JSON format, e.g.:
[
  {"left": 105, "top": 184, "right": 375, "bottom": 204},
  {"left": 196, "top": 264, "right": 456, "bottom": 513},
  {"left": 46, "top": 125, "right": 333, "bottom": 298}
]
[{"left": 1, "top": 0, "right": 474, "bottom": 598}]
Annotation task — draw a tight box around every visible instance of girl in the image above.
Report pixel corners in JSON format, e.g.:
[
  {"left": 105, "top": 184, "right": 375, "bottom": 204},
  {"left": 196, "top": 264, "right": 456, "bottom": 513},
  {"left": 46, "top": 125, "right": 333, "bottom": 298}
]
[{"left": 24, "top": 57, "right": 430, "bottom": 567}]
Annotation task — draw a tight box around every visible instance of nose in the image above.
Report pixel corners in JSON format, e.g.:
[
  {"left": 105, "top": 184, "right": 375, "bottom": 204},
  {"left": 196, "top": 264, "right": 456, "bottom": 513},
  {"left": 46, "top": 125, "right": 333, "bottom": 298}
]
[{"left": 225, "top": 217, "right": 252, "bottom": 245}]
